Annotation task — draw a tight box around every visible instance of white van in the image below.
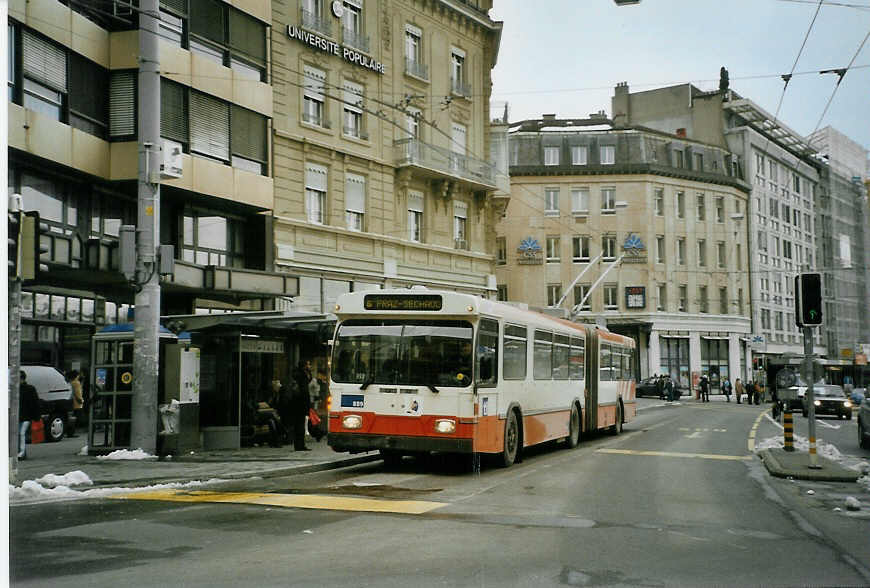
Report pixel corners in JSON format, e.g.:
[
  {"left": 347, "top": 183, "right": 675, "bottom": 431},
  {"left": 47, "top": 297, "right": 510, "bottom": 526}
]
[{"left": 21, "top": 365, "right": 76, "bottom": 442}]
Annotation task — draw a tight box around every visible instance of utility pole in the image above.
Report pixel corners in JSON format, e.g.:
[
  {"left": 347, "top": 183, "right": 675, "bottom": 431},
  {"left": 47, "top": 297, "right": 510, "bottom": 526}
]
[
  {"left": 131, "top": 0, "right": 161, "bottom": 454},
  {"left": 8, "top": 194, "right": 22, "bottom": 478}
]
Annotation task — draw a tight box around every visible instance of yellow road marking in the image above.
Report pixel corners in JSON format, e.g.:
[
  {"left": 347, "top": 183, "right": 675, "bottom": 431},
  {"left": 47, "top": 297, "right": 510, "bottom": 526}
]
[
  {"left": 596, "top": 448, "right": 752, "bottom": 461},
  {"left": 109, "top": 489, "right": 445, "bottom": 515},
  {"left": 748, "top": 410, "right": 767, "bottom": 452}
]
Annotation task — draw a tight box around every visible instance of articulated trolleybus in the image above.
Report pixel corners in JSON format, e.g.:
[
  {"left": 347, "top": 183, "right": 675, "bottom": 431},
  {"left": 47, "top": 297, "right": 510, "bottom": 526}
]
[{"left": 327, "top": 288, "right": 636, "bottom": 467}]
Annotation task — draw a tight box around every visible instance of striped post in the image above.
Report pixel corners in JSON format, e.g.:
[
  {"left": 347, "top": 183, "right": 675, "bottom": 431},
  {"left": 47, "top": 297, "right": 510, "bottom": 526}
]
[{"left": 783, "top": 410, "right": 794, "bottom": 452}]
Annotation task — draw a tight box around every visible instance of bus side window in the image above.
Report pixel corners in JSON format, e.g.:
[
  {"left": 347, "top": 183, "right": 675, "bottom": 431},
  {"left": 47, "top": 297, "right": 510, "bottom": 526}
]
[{"left": 477, "top": 318, "right": 499, "bottom": 386}]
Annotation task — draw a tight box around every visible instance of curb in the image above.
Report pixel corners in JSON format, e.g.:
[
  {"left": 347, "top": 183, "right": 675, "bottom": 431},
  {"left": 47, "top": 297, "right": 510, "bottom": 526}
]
[{"left": 759, "top": 449, "right": 860, "bottom": 482}]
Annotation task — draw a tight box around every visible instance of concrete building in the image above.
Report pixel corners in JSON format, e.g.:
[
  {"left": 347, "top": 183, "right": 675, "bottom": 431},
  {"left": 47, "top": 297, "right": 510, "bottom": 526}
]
[
  {"left": 808, "top": 127, "right": 870, "bottom": 361},
  {"left": 497, "top": 115, "right": 752, "bottom": 391},
  {"left": 611, "top": 82, "right": 824, "bottom": 365},
  {"left": 270, "top": 0, "right": 504, "bottom": 312}
]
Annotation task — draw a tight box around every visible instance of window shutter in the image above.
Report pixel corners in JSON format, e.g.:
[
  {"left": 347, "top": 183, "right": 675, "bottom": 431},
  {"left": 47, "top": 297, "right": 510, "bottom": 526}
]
[
  {"left": 70, "top": 54, "right": 108, "bottom": 124},
  {"left": 22, "top": 30, "right": 67, "bottom": 92},
  {"left": 345, "top": 174, "right": 365, "bottom": 213},
  {"left": 190, "top": 0, "right": 225, "bottom": 43},
  {"left": 231, "top": 105, "right": 266, "bottom": 162},
  {"left": 229, "top": 9, "right": 266, "bottom": 65},
  {"left": 408, "top": 191, "right": 424, "bottom": 212},
  {"left": 342, "top": 80, "right": 363, "bottom": 113},
  {"left": 453, "top": 200, "right": 467, "bottom": 219},
  {"left": 451, "top": 123, "right": 467, "bottom": 154},
  {"left": 109, "top": 71, "right": 136, "bottom": 137},
  {"left": 161, "top": 79, "right": 188, "bottom": 143},
  {"left": 160, "top": 0, "right": 187, "bottom": 15},
  {"left": 305, "top": 163, "right": 328, "bottom": 191},
  {"left": 303, "top": 66, "right": 326, "bottom": 101},
  {"left": 190, "top": 91, "right": 229, "bottom": 160}
]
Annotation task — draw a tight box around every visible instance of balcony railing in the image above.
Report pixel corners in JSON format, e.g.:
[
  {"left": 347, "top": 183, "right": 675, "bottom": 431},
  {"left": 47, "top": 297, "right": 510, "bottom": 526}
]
[
  {"left": 301, "top": 8, "right": 331, "bottom": 37},
  {"left": 342, "top": 28, "right": 370, "bottom": 53},
  {"left": 451, "top": 78, "right": 472, "bottom": 98},
  {"left": 343, "top": 126, "right": 369, "bottom": 140},
  {"left": 405, "top": 58, "right": 429, "bottom": 81},
  {"left": 302, "top": 112, "right": 331, "bottom": 128},
  {"left": 394, "top": 138, "right": 497, "bottom": 190}
]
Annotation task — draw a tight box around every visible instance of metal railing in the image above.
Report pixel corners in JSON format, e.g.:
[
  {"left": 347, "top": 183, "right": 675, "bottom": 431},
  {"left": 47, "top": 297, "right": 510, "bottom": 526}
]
[
  {"left": 343, "top": 125, "right": 368, "bottom": 140},
  {"left": 301, "top": 8, "right": 331, "bottom": 37},
  {"left": 394, "top": 138, "right": 496, "bottom": 188},
  {"left": 405, "top": 58, "right": 429, "bottom": 80},
  {"left": 451, "top": 78, "right": 472, "bottom": 98},
  {"left": 342, "top": 28, "right": 370, "bottom": 53},
  {"left": 302, "top": 112, "right": 331, "bottom": 128}
]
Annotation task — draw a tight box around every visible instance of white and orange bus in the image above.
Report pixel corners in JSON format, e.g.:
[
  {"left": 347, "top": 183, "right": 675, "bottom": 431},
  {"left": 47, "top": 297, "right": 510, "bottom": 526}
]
[{"left": 327, "top": 288, "right": 636, "bottom": 467}]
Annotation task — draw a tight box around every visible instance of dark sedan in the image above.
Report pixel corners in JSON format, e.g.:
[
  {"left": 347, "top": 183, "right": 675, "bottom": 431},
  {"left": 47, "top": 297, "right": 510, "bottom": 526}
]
[
  {"left": 801, "top": 384, "right": 853, "bottom": 419},
  {"left": 636, "top": 377, "right": 662, "bottom": 398}
]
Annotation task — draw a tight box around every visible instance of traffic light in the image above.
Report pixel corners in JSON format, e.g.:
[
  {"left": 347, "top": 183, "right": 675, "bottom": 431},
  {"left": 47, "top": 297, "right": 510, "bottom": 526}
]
[
  {"left": 795, "top": 273, "right": 823, "bottom": 327},
  {"left": 18, "top": 211, "right": 49, "bottom": 281},
  {"left": 8, "top": 210, "right": 21, "bottom": 277}
]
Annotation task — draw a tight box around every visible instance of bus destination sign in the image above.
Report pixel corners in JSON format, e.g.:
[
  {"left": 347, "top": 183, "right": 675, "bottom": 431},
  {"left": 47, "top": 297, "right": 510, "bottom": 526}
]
[{"left": 364, "top": 294, "right": 443, "bottom": 311}]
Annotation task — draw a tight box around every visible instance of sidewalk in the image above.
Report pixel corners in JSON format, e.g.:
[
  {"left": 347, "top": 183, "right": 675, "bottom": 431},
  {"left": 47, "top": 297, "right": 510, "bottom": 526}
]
[{"left": 10, "top": 435, "right": 380, "bottom": 490}]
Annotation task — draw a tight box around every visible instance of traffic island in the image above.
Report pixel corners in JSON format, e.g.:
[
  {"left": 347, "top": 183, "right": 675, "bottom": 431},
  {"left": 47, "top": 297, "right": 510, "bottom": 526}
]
[{"left": 759, "top": 448, "right": 860, "bottom": 482}]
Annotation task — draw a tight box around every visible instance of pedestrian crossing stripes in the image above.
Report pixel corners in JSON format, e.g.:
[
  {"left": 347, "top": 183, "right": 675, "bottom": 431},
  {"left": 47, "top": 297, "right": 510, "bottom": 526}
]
[
  {"left": 596, "top": 448, "right": 752, "bottom": 461},
  {"left": 110, "top": 489, "right": 446, "bottom": 514}
]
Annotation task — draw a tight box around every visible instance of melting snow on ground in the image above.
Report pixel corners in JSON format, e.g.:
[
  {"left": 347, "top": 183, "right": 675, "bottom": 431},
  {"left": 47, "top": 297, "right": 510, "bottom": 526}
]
[
  {"left": 96, "top": 448, "right": 158, "bottom": 461},
  {"left": 9, "top": 474, "right": 227, "bottom": 505}
]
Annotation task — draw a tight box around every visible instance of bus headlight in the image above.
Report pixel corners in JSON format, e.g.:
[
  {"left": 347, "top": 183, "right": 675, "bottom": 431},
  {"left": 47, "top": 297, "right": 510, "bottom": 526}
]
[
  {"left": 814, "top": 400, "right": 821, "bottom": 407},
  {"left": 343, "top": 414, "right": 363, "bottom": 429},
  {"left": 434, "top": 419, "right": 456, "bottom": 434}
]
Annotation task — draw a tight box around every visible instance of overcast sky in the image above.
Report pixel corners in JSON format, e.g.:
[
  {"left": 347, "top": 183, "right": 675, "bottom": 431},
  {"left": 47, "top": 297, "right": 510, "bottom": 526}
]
[{"left": 489, "top": 0, "right": 870, "bottom": 157}]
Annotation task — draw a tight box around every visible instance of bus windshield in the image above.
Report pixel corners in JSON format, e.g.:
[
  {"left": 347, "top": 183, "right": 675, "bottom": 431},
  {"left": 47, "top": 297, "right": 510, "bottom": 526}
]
[{"left": 332, "top": 319, "right": 474, "bottom": 388}]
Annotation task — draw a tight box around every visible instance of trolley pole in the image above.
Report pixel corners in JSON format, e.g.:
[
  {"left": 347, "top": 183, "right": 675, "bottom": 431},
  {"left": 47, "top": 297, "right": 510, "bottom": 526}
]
[
  {"left": 803, "top": 327, "right": 820, "bottom": 469},
  {"left": 130, "top": 0, "right": 161, "bottom": 454}
]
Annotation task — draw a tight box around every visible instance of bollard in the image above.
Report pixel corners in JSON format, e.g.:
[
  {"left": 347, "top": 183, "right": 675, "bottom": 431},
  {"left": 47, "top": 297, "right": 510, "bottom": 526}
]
[{"left": 783, "top": 410, "right": 794, "bottom": 452}]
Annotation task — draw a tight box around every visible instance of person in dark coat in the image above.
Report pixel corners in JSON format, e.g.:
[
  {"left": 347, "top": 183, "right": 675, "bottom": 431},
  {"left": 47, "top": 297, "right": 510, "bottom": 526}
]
[
  {"left": 292, "top": 360, "right": 313, "bottom": 451},
  {"left": 722, "top": 379, "right": 732, "bottom": 402},
  {"left": 664, "top": 376, "right": 675, "bottom": 402},
  {"left": 700, "top": 375, "right": 710, "bottom": 402},
  {"left": 19, "top": 371, "right": 42, "bottom": 460}
]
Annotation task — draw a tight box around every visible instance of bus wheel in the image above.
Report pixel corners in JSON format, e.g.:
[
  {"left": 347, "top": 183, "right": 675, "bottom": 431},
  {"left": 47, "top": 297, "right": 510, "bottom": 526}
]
[
  {"left": 566, "top": 404, "right": 581, "bottom": 448},
  {"left": 500, "top": 410, "right": 519, "bottom": 467},
  {"left": 610, "top": 404, "right": 623, "bottom": 435}
]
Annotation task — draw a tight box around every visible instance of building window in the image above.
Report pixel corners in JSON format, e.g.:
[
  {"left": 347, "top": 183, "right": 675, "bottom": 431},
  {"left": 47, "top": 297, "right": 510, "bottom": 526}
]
[
  {"left": 190, "top": 91, "right": 230, "bottom": 161},
  {"left": 450, "top": 47, "right": 470, "bottom": 97},
  {"left": 497, "top": 285, "right": 507, "bottom": 301},
  {"left": 544, "top": 146, "right": 559, "bottom": 166},
  {"left": 303, "top": 65, "right": 327, "bottom": 127},
  {"left": 546, "top": 236, "right": 560, "bottom": 263},
  {"left": 496, "top": 236, "right": 506, "bottom": 265},
  {"left": 715, "top": 196, "right": 724, "bottom": 223},
  {"left": 111, "top": 71, "right": 137, "bottom": 138},
  {"left": 717, "top": 241, "right": 726, "bottom": 268},
  {"left": 181, "top": 211, "right": 245, "bottom": 267},
  {"left": 678, "top": 285, "right": 688, "bottom": 312},
  {"left": 656, "top": 236, "right": 665, "bottom": 263},
  {"left": 342, "top": 80, "right": 365, "bottom": 139},
  {"left": 69, "top": 53, "right": 109, "bottom": 138},
  {"left": 341, "top": 0, "right": 368, "bottom": 52},
  {"left": 408, "top": 191, "right": 424, "bottom": 242},
  {"left": 230, "top": 104, "right": 268, "bottom": 174},
  {"left": 547, "top": 284, "right": 562, "bottom": 307},
  {"left": 305, "top": 163, "right": 328, "bottom": 224},
  {"left": 600, "top": 145, "right": 615, "bottom": 165},
  {"left": 190, "top": 0, "right": 267, "bottom": 81},
  {"left": 601, "top": 187, "right": 615, "bottom": 213},
  {"left": 674, "top": 149, "right": 684, "bottom": 168},
  {"left": 21, "top": 30, "right": 66, "bottom": 121},
  {"left": 604, "top": 284, "right": 618, "bottom": 309},
  {"left": 719, "top": 287, "right": 728, "bottom": 315},
  {"left": 654, "top": 188, "right": 664, "bottom": 216},
  {"left": 545, "top": 188, "right": 559, "bottom": 215},
  {"left": 453, "top": 201, "right": 468, "bottom": 249},
  {"left": 571, "top": 188, "right": 589, "bottom": 215},
  {"left": 571, "top": 145, "right": 587, "bottom": 165},
  {"left": 693, "top": 152, "right": 703, "bottom": 171},
  {"left": 676, "top": 238, "right": 685, "bottom": 265},
  {"left": 657, "top": 284, "right": 666, "bottom": 311},
  {"left": 602, "top": 235, "right": 616, "bottom": 260},
  {"left": 736, "top": 243, "right": 742, "bottom": 270},
  {"left": 345, "top": 173, "right": 365, "bottom": 231},
  {"left": 404, "top": 24, "right": 427, "bottom": 79},
  {"left": 697, "top": 240, "right": 706, "bottom": 267},
  {"left": 450, "top": 122, "right": 467, "bottom": 171},
  {"left": 738, "top": 288, "right": 744, "bottom": 315},
  {"left": 572, "top": 236, "right": 590, "bottom": 262},
  {"left": 699, "top": 286, "right": 708, "bottom": 313},
  {"left": 696, "top": 193, "right": 705, "bottom": 221},
  {"left": 793, "top": 172, "right": 801, "bottom": 194},
  {"left": 676, "top": 191, "right": 685, "bottom": 218},
  {"left": 574, "top": 284, "right": 591, "bottom": 310}
]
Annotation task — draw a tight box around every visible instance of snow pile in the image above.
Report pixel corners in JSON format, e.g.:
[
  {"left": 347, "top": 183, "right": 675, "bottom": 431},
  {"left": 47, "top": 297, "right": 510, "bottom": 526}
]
[
  {"left": 755, "top": 433, "right": 843, "bottom": 461},
  {"left": 36, "top": 471, "right": 92, "bottom": 488},
  {"left": 78, "top": 445, "right": 88, "bottom": 456},
  {"left": 96, "top": 448, "right": 157, "bottom": 461},
  {"left": 844, "top": 496, "right": 861, "bottom": 511},
  {"left": 9, "top": 477, "right": 227, "bottom": 505}
]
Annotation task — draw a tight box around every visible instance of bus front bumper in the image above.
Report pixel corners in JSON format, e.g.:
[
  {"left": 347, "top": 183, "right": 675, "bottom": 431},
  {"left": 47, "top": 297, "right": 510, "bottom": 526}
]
[{"left": 328, "top": 432, "right": 473, "bottom": 454}]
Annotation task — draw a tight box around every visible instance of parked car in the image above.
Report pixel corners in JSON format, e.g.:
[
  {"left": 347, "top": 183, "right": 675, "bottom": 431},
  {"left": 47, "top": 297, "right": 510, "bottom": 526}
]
[
  {"left": 636, "top": 377, "right": 661, "bottom": 398},
  {"left": 859, "top": 396, "right": 870, "bottom": 449},
  {"left": 21, "top": 365, "right": 76, "bottom": 442},
  {"left": 801, "top": 384, "right": 853, "bottom": 420}
]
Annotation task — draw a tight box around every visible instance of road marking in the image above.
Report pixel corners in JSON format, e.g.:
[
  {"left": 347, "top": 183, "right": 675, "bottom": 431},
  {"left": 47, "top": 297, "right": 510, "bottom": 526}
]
[
  {"left": 596, "top": 448, "right": 752, "bottom": 461},
  {"left": 816, "top": 420, "right": 840, "bottom": 430},
  {"left": 110, "top": 489, "right": 446, "bottom": 515},
  {"left": 748, "top": 410, "right": 767, "bottom": 452},
  {"left": 685, "top": 431, "right": 703, "bottom": 439}
]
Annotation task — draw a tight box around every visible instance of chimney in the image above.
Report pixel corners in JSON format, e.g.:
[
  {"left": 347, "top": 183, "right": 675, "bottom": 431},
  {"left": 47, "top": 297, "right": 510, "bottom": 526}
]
[
  {"left": 612, "top": 82, "right": 630, "bottom": 128},
  {"left": 676, "top": 128, "right": 687, "bottom": 138}
]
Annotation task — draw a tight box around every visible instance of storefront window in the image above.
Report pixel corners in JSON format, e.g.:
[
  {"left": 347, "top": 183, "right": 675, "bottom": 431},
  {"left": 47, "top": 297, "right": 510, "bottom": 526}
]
[
  {"left": 34, "top": 293, "right": 50, "bottom": 319},
  {"left": 702, "top": 338, "right": 729, "bottom": 390},
  {"left": 51, "top": 295, "right": 66, "bottom": 320},
  {"left": 660, "top": 337, "right": 689, "bottom": 390},
  {"left": 21, "top": 293, "right": 33, "bottom": 318}
]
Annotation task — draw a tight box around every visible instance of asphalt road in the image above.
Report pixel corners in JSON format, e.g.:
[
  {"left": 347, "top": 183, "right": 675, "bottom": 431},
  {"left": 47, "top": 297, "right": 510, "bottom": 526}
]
[{"left": 10, "top": 400, "right": 870, "bottom": 587}]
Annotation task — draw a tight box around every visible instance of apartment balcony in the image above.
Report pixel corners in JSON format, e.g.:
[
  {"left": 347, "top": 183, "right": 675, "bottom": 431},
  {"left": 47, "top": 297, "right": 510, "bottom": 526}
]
[
  {"left": 405, "top": 59, "right": 429, "bottom": 81},
  {"left": 302, "top": 112, "right": 331, "bottom": 129},
  {"left": 342, "top": 28, "right": 370, "bottom": 53},
  {"left": 394, "top": 138, "right": 497, "bottom": 191},
  {"left": 343, "top": 126, "right": 369, "bottom": 141},
  {"left": 301, "top": 8, "right": 331, "bottom": 37},
  {"left": 451, "top": 78, "right": 472, "bottom": 99}
]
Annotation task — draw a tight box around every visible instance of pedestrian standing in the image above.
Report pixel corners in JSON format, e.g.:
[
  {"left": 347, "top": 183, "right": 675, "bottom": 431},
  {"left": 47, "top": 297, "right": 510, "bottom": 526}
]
[
  {"left": 735, "top": 378, "right": 744, "bottom": 404},
  {"left": 292, "top": 359, "right": 313, "bottom": 451},
  {"left": 723, "top": 379, "right": 732, "bottom": 402},
  {"left": 18, "top": 371, "right": 42, "bottom": 460},
  {"left": 700, "top": 375, "right": 710, "bottom": 402},
  {"left": 753, "top": 381, "right": 761, "bottom": 405},
  {"left": 655, "top": 374, "right": 664, "bottom": 400},
  {"left": 68, "top": 370, "right": 83, "bottom": 437},
  {"left": 665, "top": 376, "right": 674, "bottom": 402}
]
